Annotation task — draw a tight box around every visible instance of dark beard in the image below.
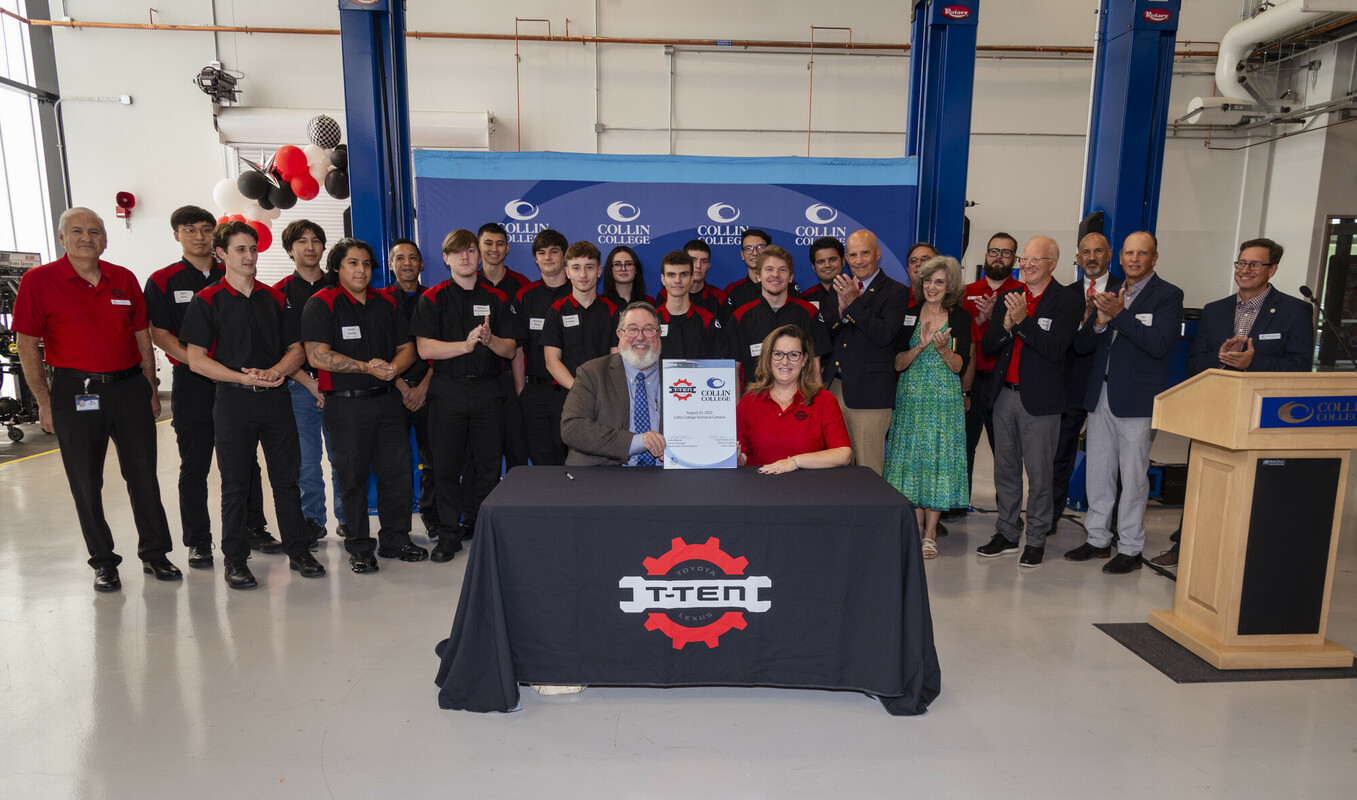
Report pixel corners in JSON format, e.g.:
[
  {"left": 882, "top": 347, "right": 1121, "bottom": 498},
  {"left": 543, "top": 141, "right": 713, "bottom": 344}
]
[{"left": 983, "top": 262, "right": 1012, "bottom": 281}]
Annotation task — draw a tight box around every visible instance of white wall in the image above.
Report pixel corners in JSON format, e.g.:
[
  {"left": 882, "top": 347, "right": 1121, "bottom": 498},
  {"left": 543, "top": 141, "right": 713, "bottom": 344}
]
[{"left": 47, "top": 0, "right": 1300, "bottom": 321}]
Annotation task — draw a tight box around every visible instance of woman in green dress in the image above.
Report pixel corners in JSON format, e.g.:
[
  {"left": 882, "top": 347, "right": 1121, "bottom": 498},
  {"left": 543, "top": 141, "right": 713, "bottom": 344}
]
[{"left": 883, "top": 256, "right": 974, "bottom": 558}]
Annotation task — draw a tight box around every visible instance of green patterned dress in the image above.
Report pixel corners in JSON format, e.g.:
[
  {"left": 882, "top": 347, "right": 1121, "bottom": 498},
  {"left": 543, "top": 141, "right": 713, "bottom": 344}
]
[{"left": 883, "top": 322, "right": 969, "bottom": 510}]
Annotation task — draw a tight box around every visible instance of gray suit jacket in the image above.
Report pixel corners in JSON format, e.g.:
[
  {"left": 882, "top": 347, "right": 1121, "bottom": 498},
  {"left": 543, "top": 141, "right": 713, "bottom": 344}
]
[{"left": 562, "top": 353, "right": 661, "bottom": 466}]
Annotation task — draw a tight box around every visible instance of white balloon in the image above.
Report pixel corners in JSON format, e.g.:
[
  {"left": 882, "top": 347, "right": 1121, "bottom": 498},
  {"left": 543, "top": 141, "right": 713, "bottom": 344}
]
[
  {"left": 255, "top": 216, "right": 273, "bottom": 229},
  {"left": 243, "top": 203, "right": 268, "bottom": 222},
  {"left": 212, "top": 177, "right": 249, "bottom": 215},
  {"left": 309, "top": 160, "right": 329, "bottom": 183},
  {"left": 303, "top": 143, "right": 326, "bottom": 165},
  {"left": 264, "top": 206, "right": 282, "bottom": 221}
]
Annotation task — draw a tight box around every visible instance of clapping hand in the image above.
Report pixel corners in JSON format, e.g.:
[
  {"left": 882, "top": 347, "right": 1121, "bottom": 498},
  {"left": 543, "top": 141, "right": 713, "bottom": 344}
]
[
  {"left": 1002, "top": 292, "right": 1028, "bottom": 329},
  {"left": 367, "top": 358, "right": 397, "bottom": 382},
  {"left": 1218, "top": 335, "right": 1254, "bottom": 369}
]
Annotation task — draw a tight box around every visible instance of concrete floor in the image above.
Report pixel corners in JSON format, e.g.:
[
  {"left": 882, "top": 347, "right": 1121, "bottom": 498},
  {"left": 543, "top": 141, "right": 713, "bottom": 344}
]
[{"left": 1, "top": 415, "right": 1355, "bottom": 799}]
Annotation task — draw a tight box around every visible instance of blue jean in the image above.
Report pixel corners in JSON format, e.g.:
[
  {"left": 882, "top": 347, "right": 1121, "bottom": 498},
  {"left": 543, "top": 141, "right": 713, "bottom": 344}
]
[{"left": 288, "top": 378, "right": 345, "bottom": 526}]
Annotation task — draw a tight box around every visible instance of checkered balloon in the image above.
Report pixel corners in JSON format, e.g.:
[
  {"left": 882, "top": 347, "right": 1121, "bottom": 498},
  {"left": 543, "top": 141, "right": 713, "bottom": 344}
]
[{"left": 305, "top": 115, "right": 342, "bottom": 149}]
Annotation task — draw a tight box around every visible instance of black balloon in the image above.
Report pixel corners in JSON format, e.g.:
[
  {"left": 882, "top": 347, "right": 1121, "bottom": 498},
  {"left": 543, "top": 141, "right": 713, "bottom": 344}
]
[
  {"left": 256, "top": 193, "right": 275, "bottom": 211},
  {"left": 269, "top": 181, "right": 298, "bottom": 210},
  {"left": 329, "top": 144, "right": 348, "bottom": 172},
  {"left": 237, "top": 170, "right": 270, "bottom": 200},
  {"left": 325, "top": 169, "right": 350, "bottom": 200}
]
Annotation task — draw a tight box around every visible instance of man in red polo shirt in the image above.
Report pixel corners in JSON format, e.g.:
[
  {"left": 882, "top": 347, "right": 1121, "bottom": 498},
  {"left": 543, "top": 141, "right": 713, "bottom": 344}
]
[{"left": 13, "top": 207, "right": 181, "bottom": 593}]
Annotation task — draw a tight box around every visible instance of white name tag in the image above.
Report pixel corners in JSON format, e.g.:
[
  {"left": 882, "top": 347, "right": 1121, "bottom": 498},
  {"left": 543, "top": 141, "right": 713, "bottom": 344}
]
[
  {"left": 111, "top": 298, "right": 131, "bottom": 306},
  {"left": 341, "top": 325, "right": 361, "bottom": 340},
  {"left": 473, "top": 304, "right": 491, "bottom": 317},
  {"left": 1037, "top": 317, "right": 1052, "bottom": 331},
  {"left": 563, "top": 314, "right": 580, "bottom": 328},
  {"left": 750, "top": 342, "right": 762, "bottom": 357},
  {"left": 173, "top": 290, "right": 194, "bottom": 304},
  {"left": 1259, "top": 332, "right": 1282, "bottom": 340},
  {"left": 660, "top": 324, "right": 669, "bottom": 337},
  {"left": 1135, "top": 313, "right": 1154, "bottom": 326},
  {"left": 529, "top": 317, "right": 545, "bottom": 330},
  {"left": 903, "top": 315, "right": 917, "bottom": 326}
]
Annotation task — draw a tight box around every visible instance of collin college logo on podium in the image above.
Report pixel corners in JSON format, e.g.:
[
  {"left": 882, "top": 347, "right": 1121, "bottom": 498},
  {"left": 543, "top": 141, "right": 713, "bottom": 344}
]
[
  {"left": 618, "top": 538, "right": 771, "bottom": 648},
  {"left": 1259, "top": 396, "right": 1357, "bottom": 429}
]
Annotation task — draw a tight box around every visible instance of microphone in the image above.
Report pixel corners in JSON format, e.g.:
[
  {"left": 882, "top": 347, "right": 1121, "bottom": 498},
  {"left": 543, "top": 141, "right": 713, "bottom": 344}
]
[{"left": 1300, "top": 285, "right": 1357, "bottom": 371}]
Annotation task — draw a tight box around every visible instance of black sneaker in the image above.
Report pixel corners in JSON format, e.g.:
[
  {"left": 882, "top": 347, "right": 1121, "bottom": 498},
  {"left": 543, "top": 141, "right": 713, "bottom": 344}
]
[
  {"left": 349, "top": 551, "right": 379, "bottom": 574},
  {"left": 377, "top": 543, "right": 430, "bottom": 562},
  {"left": 1019, "top": 545, "right": 1045, "bottom": 568},
  {"left": 430, "top": 536, "right": 463, "bottom": 563},
  {"left": 246, "top": 526, "right": 283, "bottom": 554},
  {"left": 421, "top": 514, "right": 442, "bottom": 540},
  {"left": 337, "top": 523, "right": 352, "bottom": 540},
  {"left": 289, "top": 551, "right": 326, "bottom": 578},
  {"left": 976, "top": 533, "right": 1019, "bottom": 558}
]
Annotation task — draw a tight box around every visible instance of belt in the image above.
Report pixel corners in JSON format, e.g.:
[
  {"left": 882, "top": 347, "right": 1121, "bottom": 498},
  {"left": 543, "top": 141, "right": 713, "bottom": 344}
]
[
  {"left": 219, "top": 381, "right": 282, "bottom": 393},
  {"left": 55, "top": 366, "right": 141, "bottom": 384},
  {"left": 324, "top": 386, "right": 391, "bottom": 398},
  {"left": 1003, "top": 381, "right": 1020, "bottom": 391},
  {"left": 522, "top": 375, "right": 560, "bottom": 386}
]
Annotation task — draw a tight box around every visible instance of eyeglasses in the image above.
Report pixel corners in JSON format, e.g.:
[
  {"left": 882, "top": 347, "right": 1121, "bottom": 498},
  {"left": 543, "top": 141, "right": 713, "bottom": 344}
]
[
  {"left": 619, "top": 325, "right": 660, "bottom": 338},
  {"left": 986, "top": 248, "right": 1015, "bottom": 258},
  {"left": 1017, "top": 256, "right": 1054, "bottom": 265},
  {"left": 612, "top": 260, "right": 636, "bottom": 268},
  {"left": 178, "top": 225, "right": 214, "bottom": 237},
  {"left": 1233, "top": 260, "right": 1271, "bottom": 272},
  {"left": 741, "top": 244, "right": 766, "bottom": 254},
  {"left": 770, "top": 350, "right": 804, "bottom": 363},
  {"left": 907, "top": 255, "right": 935, "bottom": 266}
]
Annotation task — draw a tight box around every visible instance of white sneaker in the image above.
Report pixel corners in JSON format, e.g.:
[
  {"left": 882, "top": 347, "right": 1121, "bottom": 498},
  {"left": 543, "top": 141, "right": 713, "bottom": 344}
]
[{"left": 530, "top": 684, "right": 587, "bottom": 695}]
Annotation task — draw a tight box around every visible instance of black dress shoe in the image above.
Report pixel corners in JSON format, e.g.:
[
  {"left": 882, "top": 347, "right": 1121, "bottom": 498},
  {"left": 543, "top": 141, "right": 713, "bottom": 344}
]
[
  {"left": 305, "top": 520, "right": 326, "bottom": 549},
  {"left": 421, "top": 515, "right": 442, "bottom": 540},
  {"left": 247, "top": 527, "right": 283, "bottom": 554},
  {"left": 430, "top": 536, "right": 463, "bottom": 563},
  {"left": 940, "top": 508, "right": 968, "bottom": 522},
  {"left": 224, "top": 560, "right": 258, "bottom": 590},
  {"left": 350, "top": 552, "right": 379, "bottom": 574},
  {"left": 1103, "top": 552, "right": 1143, "bottom": 574},
  {"left": 142, "top": 557, "right": 183, "bottom": 581},
  {"left": 93, "top": 566, "right": 121, "bottom": 593},
  {"left": 378, "top": 543, "right": 430, "bottom": 562},
  {"left": 976, "top": 533, "right": 1019, "bottom": 558},
  {"left": 935, "top": 522, "right": 949, "bottom": 538},
  {"left": 289, "top": 551, "right": 326, "bottom": 578},
  {"left": 1063, "top": 542, "right": 1112, "bottom": 561},
  {"left": 460, "top": 521, "right": 476, "bottom": 541},
  {"left": 187, "top": 544, "right": 214, "bottom": 569},
  {"left": 1019, "top": 545, "right": 1045, "bottom": 568},
  {"left": 337, "top": 523, "right": 353, "bottom": 540}
]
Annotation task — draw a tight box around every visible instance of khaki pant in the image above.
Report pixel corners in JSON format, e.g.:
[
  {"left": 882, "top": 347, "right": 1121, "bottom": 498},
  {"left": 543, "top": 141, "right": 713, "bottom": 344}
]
[{"left": 829, "top": 381, "right": 892, "bottom": 476}]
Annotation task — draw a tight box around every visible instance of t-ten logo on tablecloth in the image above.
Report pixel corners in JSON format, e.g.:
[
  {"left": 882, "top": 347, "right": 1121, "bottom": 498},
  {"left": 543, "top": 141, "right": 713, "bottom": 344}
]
[
  {"left": 619, "top": 537, "right": 771, "bottom": 649},
  {"left": 668, "top": 378, "right": 696, "bottom": 401}
]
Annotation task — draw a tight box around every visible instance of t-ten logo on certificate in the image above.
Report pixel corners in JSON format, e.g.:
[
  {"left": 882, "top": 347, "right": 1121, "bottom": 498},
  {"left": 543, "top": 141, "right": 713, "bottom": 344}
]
[
  {"left": 668, "top": 377, "right": 696, "bottom": 401},
  {"left": 619, "top": 537, "right": 771, "bottom": 649}
]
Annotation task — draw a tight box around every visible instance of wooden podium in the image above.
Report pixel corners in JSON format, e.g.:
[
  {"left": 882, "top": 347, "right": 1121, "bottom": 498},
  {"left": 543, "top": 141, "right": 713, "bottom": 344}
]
[{"left": 1149, "top": 370, "right": 1357, "bottom": 669}]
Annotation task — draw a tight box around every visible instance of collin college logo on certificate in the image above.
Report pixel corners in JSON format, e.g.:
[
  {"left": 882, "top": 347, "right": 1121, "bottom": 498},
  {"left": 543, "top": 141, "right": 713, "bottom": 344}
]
[{"left": 661, "top": 359, "right": 739, "bottom": 469}]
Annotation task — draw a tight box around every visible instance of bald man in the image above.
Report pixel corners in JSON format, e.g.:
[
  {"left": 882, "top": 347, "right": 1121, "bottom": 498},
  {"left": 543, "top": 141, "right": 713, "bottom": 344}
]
[
  {"left": 821, "top": 229, "right": 911, "bottom": 474},
  {"left": 976, "top": 236, "right": 1082, "bottom": 567}
]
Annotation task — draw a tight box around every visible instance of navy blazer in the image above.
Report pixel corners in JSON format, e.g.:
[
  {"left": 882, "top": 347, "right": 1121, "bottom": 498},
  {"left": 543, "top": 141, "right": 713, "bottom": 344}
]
[
  {"left": 981, "top": 280, "right": 1082, "bottom": 416},
  {"left": 1073, "top": 272, "right": 1184, "bottom": 418},
  {"left": 1063, "top": 274, "right": 1123, "bottom": 406},
  {"left": 824, "top": 270, "right": 912, "bottom": 409},
  {"left": 1187, "top": 288, "right": 1314, "bottom": 376}
]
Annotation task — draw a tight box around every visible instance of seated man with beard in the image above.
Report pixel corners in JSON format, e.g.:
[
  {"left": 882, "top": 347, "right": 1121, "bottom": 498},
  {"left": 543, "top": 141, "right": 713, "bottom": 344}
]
[{"left": 560, "top": 302, "right": 667, "bottom": 467}]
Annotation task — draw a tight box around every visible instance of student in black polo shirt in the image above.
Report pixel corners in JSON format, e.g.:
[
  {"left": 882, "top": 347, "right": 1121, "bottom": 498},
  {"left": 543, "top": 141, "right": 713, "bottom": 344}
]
[
  {"left": 656, "top": 250, "right": 724, "bottom": 360},
  {"left": 512, "top": 229, "right": 572, "bottom": 466},
  {"left": 410, "top": 229, "right": 527, "bottom": 562},
  {"left": 727, "top": 245, "right": 832, "bottom": 385},
  {"left": 302, "top": 238, "right": 424, "bottom": 574},
  {"left": 543, "top": 241, "right": 619, "bottom": 390},
  {"left": 381, "top": 238, "right": 438, "bottom": 535},
  {"left": 144, "top": 205, "right": 276, "bottom": 568},
  {"left": 800, "top": 236, "right": 845, "bottom": 312},
  {"left": 180, "top": 221, "right": 326, "bottom": 589},
  {"left": 722, "top": 229, "right": 801, "bottom": 319}
]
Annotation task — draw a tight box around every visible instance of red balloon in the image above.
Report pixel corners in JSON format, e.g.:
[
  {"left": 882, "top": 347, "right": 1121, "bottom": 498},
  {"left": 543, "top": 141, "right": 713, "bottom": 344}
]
[
  {"left": 247, "top": 220, "right": 273, "bottom": 252},
  {"left": 290, "top": 172, "right": 320, "bottom": 202},
  {"left": 217, "top": 215, "right": 230, "bottom": 224},
  {"left": 228, "top": 214, "right": 246, "bottom": 223},
  {"left": 274, "top": 145, "right": 308, "bottom": 179}
]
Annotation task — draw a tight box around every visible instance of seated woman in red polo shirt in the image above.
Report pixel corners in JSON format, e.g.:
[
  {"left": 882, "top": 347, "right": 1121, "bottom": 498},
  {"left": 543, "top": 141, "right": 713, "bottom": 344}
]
[{"left": 737, "top": 324, "right": 852, "bottom": 474}]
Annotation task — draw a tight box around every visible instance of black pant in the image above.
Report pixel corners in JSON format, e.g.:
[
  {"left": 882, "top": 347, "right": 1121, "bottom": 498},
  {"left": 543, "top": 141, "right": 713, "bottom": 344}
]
[
  {"left": 1049, "top": 403, "right": 1088, "bottom": 532},
  {"left": 325, "top": 390, "right": 413, "bottom": 554},
  {"left": 49, "top": 369, "right": 173, "bottom": 569},
  {"left": 429, "top": 373, "right": 505, "bottom": 531},
  {"left": 519, "top": 380, "right": 566, "bottom": 466},
  {"left": 964, "top": 371, "right": 997, "bottom": 498},
  {"left": 501, "top": 371, "right": 529, "bottom": 469},
  {"left": 213, "top": 385, "right": 308, "bottom": 563},
  {"left": 406, "top": 399, "right": 437, "bottom": 522},
  {"left": 170, "top": 365, "right": 266, "bottom": 547}
]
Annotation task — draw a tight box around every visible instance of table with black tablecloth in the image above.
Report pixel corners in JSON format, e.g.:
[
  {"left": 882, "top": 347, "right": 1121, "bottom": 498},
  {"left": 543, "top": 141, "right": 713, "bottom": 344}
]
[{"left": 434, "top": 466, "right": 941, "bottom": 715}]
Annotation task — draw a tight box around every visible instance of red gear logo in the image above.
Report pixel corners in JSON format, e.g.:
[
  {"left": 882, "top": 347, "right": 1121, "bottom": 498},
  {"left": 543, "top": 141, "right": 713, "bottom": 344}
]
[
  {"left": 619, "top": 537, "right": 771, "bottom": 649},
  {"left": 668, "top": 377, "right": 695, "bottom": 401}
]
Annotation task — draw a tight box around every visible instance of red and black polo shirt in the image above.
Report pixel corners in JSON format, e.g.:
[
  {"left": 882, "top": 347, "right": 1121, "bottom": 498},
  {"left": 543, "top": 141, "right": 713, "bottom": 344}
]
[
  {"left": 657, "top": 283, "right": 727, "bottom": 318},
  {"left": 274, "top": 271, "right": 328, "bottom": 376},
  {"left": 380, "top": 283, "right": 431, "bottom": 386},
  {"left": 727, "top": 296, "right": 832, "bottom": 378},
  {"left": 658, "top": 304, "right": 724, "bottom": 360},
  {"left": 723, "top": 276, "right": 800, "bottom": 319},
  {"left": 180, "top": 280, "right": 295, "bottom": 372},
  {"left": 512, "top": 280, "right": 572, "bottom": 380},
  {"left": 540, "top": 294, "right": 619, "bottom": 378},
  {"left": 482, "top": 267, "right": 533, "bottom": 296},
  {"left": 300, "top": 286, "right": 409, "bottom": 392},
  {"left": 144, "top": 259, "right": 224, "bottom": 366},
  {"left": 11, "top": 255, "right": 147, "bottom": 372},
  {"left": 408, "top": 279, "right": 527, "bottom": 377}
]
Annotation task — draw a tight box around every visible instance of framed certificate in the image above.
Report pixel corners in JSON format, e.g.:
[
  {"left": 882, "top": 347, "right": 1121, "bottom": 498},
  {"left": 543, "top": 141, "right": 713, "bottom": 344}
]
[{"left": 661, "top": 359, "right": 739, "bottom": 469}]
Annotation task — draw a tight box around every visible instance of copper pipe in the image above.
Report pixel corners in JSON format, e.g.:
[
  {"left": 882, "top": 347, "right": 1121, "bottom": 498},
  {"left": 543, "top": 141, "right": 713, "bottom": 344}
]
[
  {"left": 515, "top": 19, "right": 551, "bottom": 152},
  {"left": 808, "top": 26, "right": 852, "bottom": 156}
]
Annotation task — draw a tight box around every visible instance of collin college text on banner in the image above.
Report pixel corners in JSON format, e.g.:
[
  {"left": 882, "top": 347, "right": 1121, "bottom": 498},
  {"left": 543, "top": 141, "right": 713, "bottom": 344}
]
[{"left": 411, "top": 152, "right": 919, "bottom": 290}]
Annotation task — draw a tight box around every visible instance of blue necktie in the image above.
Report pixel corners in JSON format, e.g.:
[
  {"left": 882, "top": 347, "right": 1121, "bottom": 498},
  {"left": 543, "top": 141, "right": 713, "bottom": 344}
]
[{"left": 634, "top": 372, "right": 655, "bottom": 466}]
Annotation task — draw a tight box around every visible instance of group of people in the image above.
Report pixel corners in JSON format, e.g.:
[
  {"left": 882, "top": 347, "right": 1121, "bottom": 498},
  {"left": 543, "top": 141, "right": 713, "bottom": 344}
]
[{"left": 11, "top": 203, "right": 1314, "bottom": 592}]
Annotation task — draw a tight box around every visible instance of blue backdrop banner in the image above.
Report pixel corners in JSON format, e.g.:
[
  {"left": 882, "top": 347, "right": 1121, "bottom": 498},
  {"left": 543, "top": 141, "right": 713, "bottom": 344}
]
[{"left": 411, "top": 151, "right": 918, "bottom": 292}]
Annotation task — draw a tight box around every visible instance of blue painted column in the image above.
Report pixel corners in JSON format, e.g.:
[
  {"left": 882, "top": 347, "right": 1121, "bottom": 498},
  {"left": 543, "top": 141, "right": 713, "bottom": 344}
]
[
  {"left": 338, "top": 0, "right": 414, "bottom": 288},
  {"left": 908, "top": 0, "right": 979, "bottom": 261},
  {"left": 1081, "top": 0, "right": 1181, "bottom": 278}
]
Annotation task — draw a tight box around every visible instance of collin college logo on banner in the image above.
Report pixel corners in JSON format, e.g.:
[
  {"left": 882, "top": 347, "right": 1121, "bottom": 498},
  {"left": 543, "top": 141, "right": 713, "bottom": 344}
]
[
  {"left": 501, "top": 199, "right": 551, "bottom": 244},
  {"left": 599, "top": 200, "right": 651, "bottom": 245},
  {"left": 619, "top": 538, "right": 771, "bottom": 648}
]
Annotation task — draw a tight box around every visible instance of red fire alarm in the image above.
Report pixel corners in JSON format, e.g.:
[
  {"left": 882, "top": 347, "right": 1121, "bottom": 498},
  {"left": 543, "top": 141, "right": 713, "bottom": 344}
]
[{"left": 115, "top": 191, "right": 136, "bottom": 227}]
